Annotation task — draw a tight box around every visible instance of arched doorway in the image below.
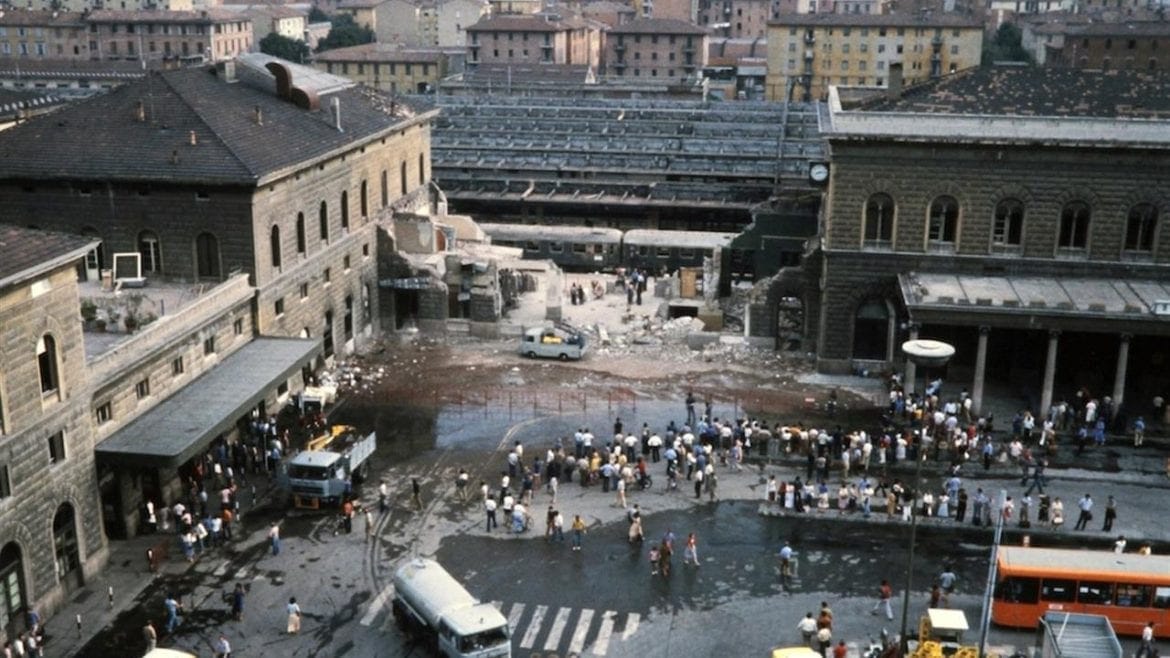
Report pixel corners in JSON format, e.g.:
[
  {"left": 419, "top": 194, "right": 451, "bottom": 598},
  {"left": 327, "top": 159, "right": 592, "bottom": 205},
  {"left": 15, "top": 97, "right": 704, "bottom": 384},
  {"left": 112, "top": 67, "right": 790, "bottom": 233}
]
[
  {"left": 852, "top": 300, "right": 892, "bottom": 361},
  {"left": 0, "top": 543, "right": 27, "bottom": 640},
  {"left": 195, "top": 232, "right": 221, "bottom": 280},
  {"left": 53, "top": 503, "right": 83, "bottom": 593}
]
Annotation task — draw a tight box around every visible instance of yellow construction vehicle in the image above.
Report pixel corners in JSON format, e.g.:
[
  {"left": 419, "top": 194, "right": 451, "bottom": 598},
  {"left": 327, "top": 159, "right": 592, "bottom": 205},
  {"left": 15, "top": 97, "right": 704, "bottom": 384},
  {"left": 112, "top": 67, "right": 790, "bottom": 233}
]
[{"left": 911, "top": 609, "right": 978, "bottom": 658}]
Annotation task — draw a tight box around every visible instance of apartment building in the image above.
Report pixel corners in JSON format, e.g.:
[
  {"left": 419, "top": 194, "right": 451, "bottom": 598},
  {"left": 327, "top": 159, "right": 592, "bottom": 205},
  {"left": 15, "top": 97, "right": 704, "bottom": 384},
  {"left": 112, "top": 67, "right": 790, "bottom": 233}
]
[
  {"left": 605, "top": 18, "right": 709, "bottom": 79},
  {"left": 86, "top": 9, "right": 254, "bottom": 63},
  {"left": 0, "top": 10, "right": 89, "bottom": 59},
  {"left": 5, "top": 0, "right": 193, "bottom": 12},
  {"left": 221, "top": 4, "right": 307, "bottom": 42},
  {"left": 466, "top": 14, "right": 602, "bottom": 69},
  {"left": 313, "top": 42, "right": 450, "bottom": 93},
  {"left": 765, "top": 12, "right": 983, "bottom": 101},
  {"left": 337, "top": 0, "right": 489, "bottom": 47},
  {"left": 1051, "top": 21, "right": 1170, "bottom": 71},
  {"left": 697, "top": 0, "right": 777, "bottom": 39}
]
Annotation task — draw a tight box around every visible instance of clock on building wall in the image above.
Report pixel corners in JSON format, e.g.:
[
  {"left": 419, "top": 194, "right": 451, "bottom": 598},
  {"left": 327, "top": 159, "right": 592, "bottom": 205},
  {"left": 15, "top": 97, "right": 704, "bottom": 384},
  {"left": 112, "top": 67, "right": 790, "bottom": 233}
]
[{"left": 809, "top": 163, "right": 829, "bottom": 184}]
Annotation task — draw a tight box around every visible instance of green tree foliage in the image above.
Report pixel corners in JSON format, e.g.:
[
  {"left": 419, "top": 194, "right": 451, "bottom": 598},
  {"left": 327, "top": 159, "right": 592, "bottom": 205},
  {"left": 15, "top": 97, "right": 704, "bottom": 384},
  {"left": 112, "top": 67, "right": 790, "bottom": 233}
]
[
  {"left": 316, "top": 14, "right": 375, "bottom": 53},
  {"left": 982, "top": 23, "right": 1033, "bottom": 66},
  {"left": 308, "top": 6, "right": 329, "bottom": 23},
  {"left": 260, "top": 32, "right": 312, "bottom": 63}
]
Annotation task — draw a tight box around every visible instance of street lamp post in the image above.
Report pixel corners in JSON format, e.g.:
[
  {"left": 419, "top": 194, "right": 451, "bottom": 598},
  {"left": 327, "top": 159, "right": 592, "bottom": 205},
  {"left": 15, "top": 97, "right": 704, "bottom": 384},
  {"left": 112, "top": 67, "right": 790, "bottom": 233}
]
[{"left": 897, "top": 339, "right": 955, "bottom": 656}]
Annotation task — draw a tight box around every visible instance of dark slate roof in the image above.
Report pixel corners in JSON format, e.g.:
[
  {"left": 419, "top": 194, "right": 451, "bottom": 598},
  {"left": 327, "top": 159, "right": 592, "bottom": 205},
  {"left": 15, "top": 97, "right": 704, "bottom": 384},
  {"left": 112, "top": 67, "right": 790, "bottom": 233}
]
[
  {"left": 1068, "top": 21, "right": 1170, "bottom": 37},
  {"left": 313, "top": 43, "right": 446, "bottom": 63},
  {"left": 0, "top": 10, "right": 85, "bottom": 26},
  {"left": 864, "top": 66, "right": 1170, "bottom": 119},
  {"left": 607, "top": 17, "right": 710, "bottom": 35},
  {"left": 0, "top": 64, "right": 427, "bottom": 185},
  {"left": 467, "top": 15, "right": 570, "bottom": 32},
  {"left": 95, "top": 337, "right": 321, "bottom": 468},
  {"left": 0, "top": 224, "right": 98, "bottom": 289},
  {"left": 0, "top": 57, "right": 148, "bottom": 79}
]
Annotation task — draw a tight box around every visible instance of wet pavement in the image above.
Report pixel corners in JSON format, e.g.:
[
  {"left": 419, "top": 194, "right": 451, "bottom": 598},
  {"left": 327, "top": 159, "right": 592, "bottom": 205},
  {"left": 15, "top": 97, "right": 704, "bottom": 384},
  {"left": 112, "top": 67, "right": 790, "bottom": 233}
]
[{"left": 50, "top": 376, "right": 1170, "bottom": 658}]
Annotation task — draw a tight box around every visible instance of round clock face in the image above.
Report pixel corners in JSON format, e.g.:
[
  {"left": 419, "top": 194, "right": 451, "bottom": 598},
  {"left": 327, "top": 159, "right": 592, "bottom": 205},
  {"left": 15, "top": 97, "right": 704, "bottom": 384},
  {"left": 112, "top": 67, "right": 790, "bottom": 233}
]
[{"left": 810, "top": 164, "right": 829, "bottom": 182}]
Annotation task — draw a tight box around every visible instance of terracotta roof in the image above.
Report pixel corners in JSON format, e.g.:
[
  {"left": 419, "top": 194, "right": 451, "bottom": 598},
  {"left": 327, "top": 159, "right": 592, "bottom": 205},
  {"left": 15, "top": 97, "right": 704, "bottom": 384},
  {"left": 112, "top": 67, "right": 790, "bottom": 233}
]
[
  {"left": 0, "top": 64, "right": 430, "bottom": 186},
  {"left": 466, "top": 14, "right": 571, "bottom": 32},
  {"left": 864, "top": 66, "right": 1170, "bottom": 119},
  {"left": 0, "top": 224, "right": 97, "bottom": 289},
  {"left": 0, "top": 9, "right": 85, "bottom": 26},
  {"left": 607, "top": 17, "right": 710, "bottom": 35},
  {"left": 88, "top": 9, "right": 246, "bottom": 22},
  {"left": 312, "top": 43, "right": 446, "bottom": 63},
  {"left": 769, "top": 12, "right": 983, "bottom": 28}
]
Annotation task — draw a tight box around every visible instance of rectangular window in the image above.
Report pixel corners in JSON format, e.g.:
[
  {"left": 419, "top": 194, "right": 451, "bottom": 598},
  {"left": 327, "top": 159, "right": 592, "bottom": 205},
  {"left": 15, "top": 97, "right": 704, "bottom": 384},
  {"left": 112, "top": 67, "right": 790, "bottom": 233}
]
[
  {"left": 0, "top": 465, "right": 9, "bottom": 499},
  {"left": 203, "top": 336, "right": 216, "bottom": 356},
  {"left": 300, "top": 282, "right": 309, "bottom": 299},
  {"left": 135, "top": 378, "right": 150, "bottom": 400},
  {"left": 362, "top": 243, "right": 370, "bottom": 258},
  {"left": 172, "top": 356, "right": 184, "bottom": 376},
  {"left": 274, "top": 298, "right": 285, "bottom": 317},
  {"left": 233, "top": 318, "right": 244, "bottom": 335},
  {"left": 324, "top": 268, "right": 332, "bottom": 285},
  {"left": 1040, "top": 579, "right": 1076, "bottom": 603},
  {"left": 48, "top": 431, "right": 66, "bottom": 464},
  {"left": 95, "top": 402, "right": 112, "bottom": 424},
  {"left": 344, "top": 254, "right": 351, "bottom": 270}
]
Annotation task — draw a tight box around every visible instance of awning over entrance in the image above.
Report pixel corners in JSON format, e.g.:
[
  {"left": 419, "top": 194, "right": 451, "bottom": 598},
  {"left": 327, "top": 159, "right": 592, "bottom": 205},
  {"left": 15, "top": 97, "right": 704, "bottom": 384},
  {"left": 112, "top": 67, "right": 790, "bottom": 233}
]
[
  {"left": 899, "top": 273, "right": 1170, "bottom": 333},
  {"left": 96, "top": 337, "right": 321, "bottom": 468}
]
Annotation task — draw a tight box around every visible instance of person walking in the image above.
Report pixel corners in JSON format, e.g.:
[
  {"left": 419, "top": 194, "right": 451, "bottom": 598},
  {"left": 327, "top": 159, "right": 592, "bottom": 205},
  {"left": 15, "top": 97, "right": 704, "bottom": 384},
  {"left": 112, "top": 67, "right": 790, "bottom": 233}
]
[
  {"left": 1133, "top": 417, "right": 1147, "bottom": 447},
  {"left": 411, "top": 478, "right": 423, "bottom": 511},
  {"left": 1050, "top": 497, "right": 1065, "bottom": 529},
  {"left": 939, "top": 566, "right": 957, "bottom": 607},
  {"left": 484, "top": 497, "right": 498, "bottom": 532},
  {"left": 268, "top": 522, "right": 281, "bottom": 555},
  {"left": 1102, "top": 495, "right": 1117, "bottom": 532},
  {"left": 683, "top": 532, "right": 700, "bottom": 567},
  {"left": 231, "top": 583, "right": 245, "bottom": 621},
  {"left": 214, "top": 633, "right": 232, "bottom": 658},
  {"left": 797, "top": 612, "right": 818, "bottom": 648},
  {"left": 143, "top": 620, "right": 157, "bottom": 652},
  {"left": 871, "top": 579, "right": 894, "bottom": 620},
  {"left": 1138, "top": 621, "right": 1156, "bottom": 658},
  {"left": 286, "top": 597, "right": 302, "bottom": 635},
  {"left": 1074, "top": 493, "right": 1093, "bottom": 531},
  {"left": 364, "top": 508, "right": 375, "bottom": 542},
  {"left": 378, "top": 480, "right": 389, "bottom": 514},
  {"left": 163, "top": 594, "right": 182, "bottom": 633},
  {"left": 570, "top": 514, "right": 586, "bottom": 551},
  {"left": 816, "top": 626, "right": 833, "bottom": 658}
]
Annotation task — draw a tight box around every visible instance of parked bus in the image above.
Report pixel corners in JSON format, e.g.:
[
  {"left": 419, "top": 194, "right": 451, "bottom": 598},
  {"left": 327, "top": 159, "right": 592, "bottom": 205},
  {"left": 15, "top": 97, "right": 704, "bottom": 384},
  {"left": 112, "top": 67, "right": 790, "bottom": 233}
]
[{"left": 992, "top": 546, "right": 1170, "bottom": 636}]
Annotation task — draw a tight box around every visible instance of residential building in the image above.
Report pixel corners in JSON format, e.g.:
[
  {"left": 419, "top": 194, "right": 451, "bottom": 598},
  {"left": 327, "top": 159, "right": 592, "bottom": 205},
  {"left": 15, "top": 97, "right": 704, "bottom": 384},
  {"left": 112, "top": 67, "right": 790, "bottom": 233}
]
[
  {"left": 1051, "top": 21, "right": 1170, "bottom": 71},
  {"left": 313, "top": 42, "right": 450, "bottom": 93},
  {"left": 632, "top": 0, "right": 698, "bottom": 22},
  {"left": 86, "top": 9, "right": 255, "bottom": 63},
  {"left": 0, "top": 10, "right": 89, "bottom": 60},
  {"left": 697, "top": 0, "right": 777, "bottom": 39},
  {"left": 489, "top": 0, "right": 542, "bottom": 14},
  {"left": 832, "top": 0, "right": 888, "bottom": 13},
  {"left": 5, "top": 0, "right": 193, "bottom": 12},
  {"left": 466, "top": 14, "right": 602, "bottom": 69},
  {"left": 221, "top": 4, "right": 307, "bottom": 42},
  {"left": 0, "top": 58, "right": 147, "bottom": 101},
  {"left": 765, "top": 13, "right": 983, "bottom": 101},
  {"left": 577, "top": 0, "right": 638, "bottom": 29},
  {"left": 791, "top": 67, "right": 1170, "bottom": 420},
  {"left": 337, "top": 0, "right": 489, "bottom": 47},
  {"left": 605, "top": 18, "right": 709, "bottom": 80}
]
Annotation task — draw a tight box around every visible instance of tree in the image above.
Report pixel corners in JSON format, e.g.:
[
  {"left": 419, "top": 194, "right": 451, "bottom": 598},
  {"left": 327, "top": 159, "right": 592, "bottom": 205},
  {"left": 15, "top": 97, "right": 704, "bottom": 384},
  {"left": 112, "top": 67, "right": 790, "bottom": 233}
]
[
  {"left": 316, "top": 14, "right": 375, "bottom": 53},
  {"left": 260, "top": 32, "right": 311, "bottom": 63},
  {"left": 982, "top": 23, "right": 1033, "bottom": 66},
  {"left": 308, "top": 6, "right": 329, "bottom": 23}
]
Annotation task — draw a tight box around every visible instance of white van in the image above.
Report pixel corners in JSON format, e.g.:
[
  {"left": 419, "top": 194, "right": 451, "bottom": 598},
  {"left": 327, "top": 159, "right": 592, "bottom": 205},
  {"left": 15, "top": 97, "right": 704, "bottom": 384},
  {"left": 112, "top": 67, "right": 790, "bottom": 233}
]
[{"left": 518, "top": 324, "right": 586, "bottom": 361}]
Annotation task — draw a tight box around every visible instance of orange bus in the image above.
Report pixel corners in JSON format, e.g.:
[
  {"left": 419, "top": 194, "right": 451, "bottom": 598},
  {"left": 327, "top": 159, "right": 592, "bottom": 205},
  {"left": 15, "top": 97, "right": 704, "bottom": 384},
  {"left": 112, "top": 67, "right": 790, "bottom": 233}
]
[{"left": 992, "top": 546, "right": 1170, "bottom": 636}]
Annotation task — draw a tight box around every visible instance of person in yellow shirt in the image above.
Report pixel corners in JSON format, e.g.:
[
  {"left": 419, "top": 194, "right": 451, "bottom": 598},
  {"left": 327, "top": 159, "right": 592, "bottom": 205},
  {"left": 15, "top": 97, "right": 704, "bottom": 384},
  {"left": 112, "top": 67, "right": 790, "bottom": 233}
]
[{"left": 570, "top": 514, "right": 586, "bottom": 551}]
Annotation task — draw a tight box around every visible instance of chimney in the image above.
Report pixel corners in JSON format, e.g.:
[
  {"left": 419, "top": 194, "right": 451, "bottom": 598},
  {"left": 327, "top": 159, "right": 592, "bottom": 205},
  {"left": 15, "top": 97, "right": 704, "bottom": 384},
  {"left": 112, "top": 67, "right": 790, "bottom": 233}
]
[
  {"left": 253, "top": 105, "right": 263, "bottom": 126},
  {"left": 886, "top": 62, "right": 903, "bottom": 100},
  {"left": 216, "top": 59, "right": 237, "bottom": 82},
  {"left": 135, "top": 99, "right": 146, "bottom": 122},
  {"left": 331, "top": 96, "right": 343, "bottom": 132},
  {"left": 189, "top": 130, "right": 198, "bottom": 146}
]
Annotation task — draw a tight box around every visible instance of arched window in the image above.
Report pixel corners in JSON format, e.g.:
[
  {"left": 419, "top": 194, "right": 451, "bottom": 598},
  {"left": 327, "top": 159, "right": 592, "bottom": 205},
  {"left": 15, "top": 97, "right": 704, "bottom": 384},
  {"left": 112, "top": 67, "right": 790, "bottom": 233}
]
[
  {"left": 340, "top": 191, "right": 350, "bottom": 230},
  {"left": 864, "top": 193, "right": 894, "bottom": 244},
  {"left": 360, "top": 180, "right": 369, "bottom": 217},
  {"left": 344, "top": 294, "right": 354, "bottom": 341},
  {"left": 270, "top": 225, "right": 282, "bottom": 269},
  {"left": 852, "top": 300, "right": 890, "bottom": 361},
  {"left": 0, "top": 543, "right": 28, "bottom": 635},
  {"left": 319, "top": 201, "right": 329, "bottom": 243},
  {"left": 992, "top": 199, "right": 1024, "bottom": 246},
  {"left": 380, "top": 170, "right": 388, "bottom": 208},
  {"left": 927, "top": 195, "right": 959, "bottom": 245},
  {"left": 1124, "top": 203, "right": 1158, "bottom": 253},
  {"left": 53, "top": 503, "right": 82, "bottom": 591},
  {"left": 1058, "top": 202, "right": 1090, "bottom": 249},
  {"left": 296, "top": 213, "right": 306, "bottom": 255},
  {"left": 138, "top": 230, "right": 161, "bottom": 273},
  {"left": 37, "top": 334, "right": 60, "bottom": 398},
  {"left": 195, "top": 232, "right": 221, "bottom": 279}
]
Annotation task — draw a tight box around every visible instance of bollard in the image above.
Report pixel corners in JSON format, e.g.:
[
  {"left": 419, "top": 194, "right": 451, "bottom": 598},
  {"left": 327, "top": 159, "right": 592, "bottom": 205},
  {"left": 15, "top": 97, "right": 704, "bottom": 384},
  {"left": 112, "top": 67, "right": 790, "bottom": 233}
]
[
  {"left": 108, "top": 585, "right": 114, "bottom": 608},
  {"left": 76, "top": 613, "right": 82, "bottom": 638},
  {"left": 1022, "top": 535, "right": 1030, "bottom": 547}
]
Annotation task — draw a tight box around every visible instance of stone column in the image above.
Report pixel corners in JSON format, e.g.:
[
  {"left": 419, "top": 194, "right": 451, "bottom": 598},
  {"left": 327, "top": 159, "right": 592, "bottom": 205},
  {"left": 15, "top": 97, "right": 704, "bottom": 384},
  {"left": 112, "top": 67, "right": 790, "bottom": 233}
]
[
  {"left": 1112, "top": 334, "right": 1132, "bottom": 413},
  {"left": 903, "top": 324, "right": 920, "bottom": 393},
  {"left": 1039, "top": 330, "right": 1060, "bottom": 415},
  {"left": 972, "top": 326, "right": 990, "bottom": 416}
]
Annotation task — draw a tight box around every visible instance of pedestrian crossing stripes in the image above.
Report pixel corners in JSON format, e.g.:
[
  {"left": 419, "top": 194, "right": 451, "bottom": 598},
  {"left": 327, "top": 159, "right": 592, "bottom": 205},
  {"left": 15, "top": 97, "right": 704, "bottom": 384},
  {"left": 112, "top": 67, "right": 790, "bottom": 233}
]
[{"left": 491, "top": 602, "right": 640, "bottom": 656}]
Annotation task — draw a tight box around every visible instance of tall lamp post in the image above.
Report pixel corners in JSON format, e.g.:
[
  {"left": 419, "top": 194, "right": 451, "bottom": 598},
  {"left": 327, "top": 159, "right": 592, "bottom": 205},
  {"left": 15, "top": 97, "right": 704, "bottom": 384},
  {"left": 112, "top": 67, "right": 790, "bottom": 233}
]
[{"left": 898, "top": 338, "right": 955, "bottom": 656}]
